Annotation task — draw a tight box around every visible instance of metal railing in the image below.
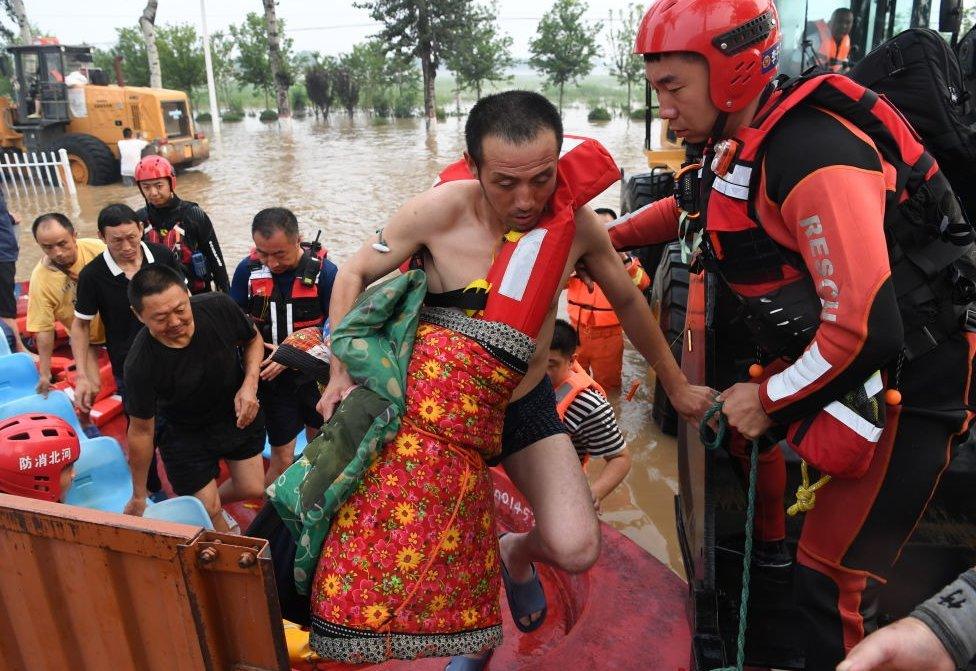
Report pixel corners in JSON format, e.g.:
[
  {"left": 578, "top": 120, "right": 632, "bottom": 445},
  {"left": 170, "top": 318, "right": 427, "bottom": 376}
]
[{"left": 0, "top": 148, "right": 77, "bottom": 199}]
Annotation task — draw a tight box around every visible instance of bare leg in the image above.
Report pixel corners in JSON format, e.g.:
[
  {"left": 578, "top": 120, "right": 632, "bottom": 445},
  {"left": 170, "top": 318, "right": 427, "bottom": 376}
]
[
  {"left": 265, "top": 440, "right": 296, "bottom": 486},
  {"left": 218, "top": 454, "right": 266, "bottom": 503},
  {"left": 193, "top": 479, "right": 229, "bottom": 531},
  {"left": 500, "top": 432, "right": 600, "bottom": 626}
]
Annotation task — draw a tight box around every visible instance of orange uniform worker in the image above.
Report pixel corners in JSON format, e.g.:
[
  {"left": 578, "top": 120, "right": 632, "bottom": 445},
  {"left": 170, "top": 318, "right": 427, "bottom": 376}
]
[
  {"left": 808, "top": 7, "right": 853, "bottom": 72},
  {"left": 566, "top": 207, "right": 650, "bottom": 390}
]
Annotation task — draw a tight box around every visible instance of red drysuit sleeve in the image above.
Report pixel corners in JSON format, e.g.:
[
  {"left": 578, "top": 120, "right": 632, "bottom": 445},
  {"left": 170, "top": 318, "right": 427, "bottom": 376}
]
[{"left": 606, "top": 196, "right": 681, "bottom": 250}]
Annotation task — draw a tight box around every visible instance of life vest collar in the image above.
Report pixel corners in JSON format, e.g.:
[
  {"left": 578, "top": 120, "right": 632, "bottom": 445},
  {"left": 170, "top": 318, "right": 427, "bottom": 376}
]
[
  {"left": 554, "top": 360, "right": 606, "bottom": 419},
  {"left": 435, "top": 135, "right": 620, "bottom": 338}
]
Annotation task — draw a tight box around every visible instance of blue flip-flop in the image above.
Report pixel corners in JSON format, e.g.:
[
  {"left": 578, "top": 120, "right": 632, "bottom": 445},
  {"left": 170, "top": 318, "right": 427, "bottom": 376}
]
[
  {"left": 445, "top": 652, "right": 492, "bottom": 670},
  {"left": 498, "top": 533, "right": 548, "bottom": 633}
]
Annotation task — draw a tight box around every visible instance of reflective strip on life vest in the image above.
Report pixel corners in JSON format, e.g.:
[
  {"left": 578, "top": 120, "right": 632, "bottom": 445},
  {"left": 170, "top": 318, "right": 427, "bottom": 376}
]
[{"left": 270, "top": 301, "right": 279, "bottom": 345}]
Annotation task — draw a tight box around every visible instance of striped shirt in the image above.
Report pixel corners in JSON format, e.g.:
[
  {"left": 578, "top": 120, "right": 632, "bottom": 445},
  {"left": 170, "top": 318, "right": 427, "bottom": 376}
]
[{"left": 563, "top": 389, "right": 627, "bottom": 460}]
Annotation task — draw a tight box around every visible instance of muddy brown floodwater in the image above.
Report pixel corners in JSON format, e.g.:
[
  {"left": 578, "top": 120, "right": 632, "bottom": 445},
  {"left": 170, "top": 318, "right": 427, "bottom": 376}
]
[{"left": 4, "top": 107, "right": 685, "bottom": 578}]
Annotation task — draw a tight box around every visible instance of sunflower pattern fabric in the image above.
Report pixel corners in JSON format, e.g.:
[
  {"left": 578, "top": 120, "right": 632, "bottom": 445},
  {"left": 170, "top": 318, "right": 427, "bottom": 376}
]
[
  {"left": 309, "top": 307, "right": 533, "bottom": 662},
  {"left": 268, "top": 270, "right": 426, "bottom": 595}
]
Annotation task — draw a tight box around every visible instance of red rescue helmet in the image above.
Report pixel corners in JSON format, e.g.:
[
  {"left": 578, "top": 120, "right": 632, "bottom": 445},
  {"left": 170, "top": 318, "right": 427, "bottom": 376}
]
[
  {"left": 0, "top": 414, "right": 80, "bottom": 503},
  {"left": 134, "top": 154, "right": 176, "bottom": 191},
  {"left": 635, "top": 0, "right": 781, "bottom": 113}
]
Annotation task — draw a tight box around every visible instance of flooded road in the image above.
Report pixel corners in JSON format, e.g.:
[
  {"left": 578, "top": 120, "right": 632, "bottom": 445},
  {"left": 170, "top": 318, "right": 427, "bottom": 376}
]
[{"left": 4, "top": 108, "right": 685, "bottom": 577}]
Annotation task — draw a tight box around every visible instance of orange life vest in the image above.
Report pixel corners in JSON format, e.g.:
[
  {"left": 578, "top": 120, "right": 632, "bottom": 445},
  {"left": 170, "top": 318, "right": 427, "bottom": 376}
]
[
  {"left": 246, "top": 247, "right": 328, "bottom": 345},
  {"left": 814, "top": 19, "right": 851, "bottom": 71},
  {"left": 433, "top": 135, "right": 620, "bottom": 339},
  {"left": 553, "top": 360, "right": 607, "bottom": 468},
  {"left": 566, "top": 255, "right": 650, "bottom": 328}
]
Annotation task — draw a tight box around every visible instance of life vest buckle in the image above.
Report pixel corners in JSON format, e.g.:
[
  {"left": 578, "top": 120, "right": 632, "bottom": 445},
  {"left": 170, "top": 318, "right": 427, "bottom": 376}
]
[{"left": 674, "top": 162, "right": 702, "bottom": 218}]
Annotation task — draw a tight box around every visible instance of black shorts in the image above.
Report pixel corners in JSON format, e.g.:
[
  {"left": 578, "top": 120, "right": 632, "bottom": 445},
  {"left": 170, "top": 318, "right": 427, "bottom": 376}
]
[
  {"left": 0, "top": 261, "right": 15, "bottom": 318},
  {"left": 259, "top": 372, "right": 324, "bottom": 447},
  {"left": 156, "top": 413, "right": 266, "bottom": 495},
  {"left": 487, "top": 374, "right": 567, "bottom": 467}
]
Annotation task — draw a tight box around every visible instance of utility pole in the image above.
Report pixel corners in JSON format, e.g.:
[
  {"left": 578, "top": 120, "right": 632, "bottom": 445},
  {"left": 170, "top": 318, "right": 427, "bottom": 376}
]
[{"left": 200, "top": 0, "right": 222, "bottom": 146}]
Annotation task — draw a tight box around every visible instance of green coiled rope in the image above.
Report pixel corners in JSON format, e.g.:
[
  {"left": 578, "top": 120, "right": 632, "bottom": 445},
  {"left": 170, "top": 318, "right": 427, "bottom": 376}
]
[{"left": 700, "top": 402, "right": 758, "bottom": 671}]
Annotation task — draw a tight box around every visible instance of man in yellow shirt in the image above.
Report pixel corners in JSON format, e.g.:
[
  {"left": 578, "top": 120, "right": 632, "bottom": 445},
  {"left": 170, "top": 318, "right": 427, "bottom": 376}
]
[{"left": 27, "top": 213, "right": 105, "bottom": 396}]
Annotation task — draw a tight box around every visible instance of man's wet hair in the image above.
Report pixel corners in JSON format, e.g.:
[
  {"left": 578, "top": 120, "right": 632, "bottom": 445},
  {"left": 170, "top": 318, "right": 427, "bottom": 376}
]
[
  {"left": 831, "top": 7, "right": 854, "bottom": 18},
  {"left": 550, "top": 319, "right": 579, "bottom": 358},
  {"left": 595, "top": 207, "right": 618, "bottom": 219},
  {"left": 252, "top": 207, "right": 299, "bottom": 241},
  {"left": 465, "top": 90, "right": 563, "bottom": 167},
  {"left": 31, "top": 212, "right": 74, "bottom": 238},
  {"left": 128, "top": 264, "right": 186, "bottom": 313},
  {"left": 97, "top": 203, "right": 140, "bottom": 234}
]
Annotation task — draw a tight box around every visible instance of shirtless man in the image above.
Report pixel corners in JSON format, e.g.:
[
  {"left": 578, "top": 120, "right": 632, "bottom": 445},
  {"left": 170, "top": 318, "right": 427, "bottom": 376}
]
[{"left": 318, "top": 91, "right": 712, "bottom": 656}]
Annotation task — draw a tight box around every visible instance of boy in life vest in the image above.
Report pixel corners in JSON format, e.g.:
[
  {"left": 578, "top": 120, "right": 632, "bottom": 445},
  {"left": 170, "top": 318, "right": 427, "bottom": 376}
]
[
  {"left": 565, "top": 207, "right": 650, "bottom": 390},
  {"left": 548, "top": 319, "right": 632, "bottom": 509},
  {"left": 0, "top": 414, "right": 80, "bottom": 503},
  {"left": 610, "top": 0, "right": 976, "bottom": 667},
  {"left": 230, "top": 208, "right": 338, "bottom": 485},
  {"left": 134, "top": 156, "right": 230, "bottom": 294}
]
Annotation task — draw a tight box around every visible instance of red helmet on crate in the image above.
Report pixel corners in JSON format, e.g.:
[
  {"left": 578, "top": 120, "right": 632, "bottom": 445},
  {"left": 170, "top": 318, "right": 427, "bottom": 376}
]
[
  {"left": 134, "top": 154, "right": 176, "bottom": 190},
  {"left": 634, "top": 0, "right": 781, "bottom": 112},
  {"left": 0, "top": 414, "right": 80, "bottom": 502}
]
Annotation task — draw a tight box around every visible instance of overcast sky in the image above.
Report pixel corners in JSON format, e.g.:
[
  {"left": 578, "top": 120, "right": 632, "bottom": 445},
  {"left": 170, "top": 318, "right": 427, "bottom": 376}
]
[{"left": 22, "top": 0, "right": 640, "bottom": 62}]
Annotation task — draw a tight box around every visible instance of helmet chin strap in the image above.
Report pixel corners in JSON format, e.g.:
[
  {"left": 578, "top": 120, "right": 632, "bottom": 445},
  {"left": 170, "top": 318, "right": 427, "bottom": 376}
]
[{"left": 706, "top": 111, "right": 729, "bottom": 149}]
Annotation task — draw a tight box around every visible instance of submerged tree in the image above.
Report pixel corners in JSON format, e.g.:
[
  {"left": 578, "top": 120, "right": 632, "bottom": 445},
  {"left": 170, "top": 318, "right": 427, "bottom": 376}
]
[
  {"left": 607, "top": 3, "right": 644, "bottom": 112},
  {"left": 445, "top": 2, "right": 514, "bottom": 100},
  {"left": 262, "top": 0, "right": 292, "bottom": 119},
  {"left": 529, "top": 0, "right": 602, "bottom": 112},
  {"left": 355, "top": 0, "right": 472, "bottom": 126},
  {"left": 230, "top": 12, "right": 293, "bottom": 111},
  {"left": 333, "top": 64, "right": 359, "bottom": 117},
  {"left": 305, "top": 56, "right": 337, "bottom": 117},
  {"left": 139, "top": 0, "right": 161, "bottom": 89}
]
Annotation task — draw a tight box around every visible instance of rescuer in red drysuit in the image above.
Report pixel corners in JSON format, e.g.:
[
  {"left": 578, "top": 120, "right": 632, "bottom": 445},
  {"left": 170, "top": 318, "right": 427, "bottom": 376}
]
[{"left": 611, "top": 0, "right": 976, "bottom": 667}]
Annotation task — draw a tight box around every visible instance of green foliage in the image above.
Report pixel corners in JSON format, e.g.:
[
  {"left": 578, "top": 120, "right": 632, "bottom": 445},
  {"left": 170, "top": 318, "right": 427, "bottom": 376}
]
[
  {"left": 158, "top": 24, "right": 205, "bottom": 101},
  {"left": 106, "top": 26, "right": 150, "bottom": 87},
  {"left": 209, "top": 30, "right": 236, "bottom": 111},
  {"left": 195, "top": 112, "right": 212, "bottom": 122},
  {"left": 607, "top": 3, "right": 644, "bottom": 111},
  {"left": 529, "top": 0, "right": 603, "bottom": 111},
  {"left": 225, "top": 94, "right": 245, "bottom": 114},
  {"left": 290, "top": 85, "right": 308, "bottom": 111},
  {"left": 304, "top": 57, "right": 336, "bottom": 116},
  {"left": 444, "top": 2, "right": 514, "bottom": 100},
  {"left": 629, "top": 106, "right": 646, "bottom": 120},
  {"left": 230, "top": 12, "right": 294, "bottom": 107},
  {"left": 355, "top": 0, "right": 474, "bottom": 120},
  {"left": 342, "top": 39, "right": 420, "bottom": 117},
  {"left": 587, "top": 106, "right": 611, "bottom": 121},
  {"left": 333, "top": 65, "right": 359, "bottom": 116},
  {"left": 221, "top": 110, "right": 244, "bottom": 122},
  {"left": 259, "top": 108, "right": 278, "bottom": 121},
  {"left": 97, "top": 23, "right": 208, "bottom": 101}
]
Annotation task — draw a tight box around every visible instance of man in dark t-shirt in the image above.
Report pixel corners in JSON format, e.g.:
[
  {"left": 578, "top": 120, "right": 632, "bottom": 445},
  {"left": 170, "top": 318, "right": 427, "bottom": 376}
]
[
  {"left": 71, "top": 203, "right": 183, "bottom": 410},
  {"left": 122, "top": 265, "right": 265, "bottom": 532}
]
